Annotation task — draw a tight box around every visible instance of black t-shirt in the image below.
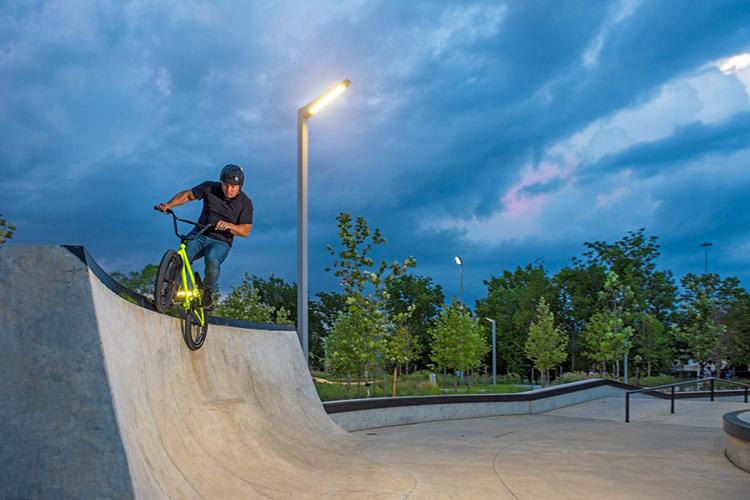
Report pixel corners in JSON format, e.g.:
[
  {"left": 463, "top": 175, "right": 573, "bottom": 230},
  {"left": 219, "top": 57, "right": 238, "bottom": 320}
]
[{"left": 191, "top": 181, "right": 253, "bottom": 247}]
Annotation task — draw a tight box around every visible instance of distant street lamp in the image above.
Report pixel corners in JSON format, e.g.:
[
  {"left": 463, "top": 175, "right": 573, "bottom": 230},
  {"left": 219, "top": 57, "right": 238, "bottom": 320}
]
[
  {"left": 297, "top": 79, "right": 351, "bottom": 363},
  {"left": 700, "top": 242, "right": 713, "bottom": 274},
  {"left": 454, "top": 255, "right": 463, "bottom": 307},
  {"left": 484, "top": 318, "right": 497, "bottom": 387}
]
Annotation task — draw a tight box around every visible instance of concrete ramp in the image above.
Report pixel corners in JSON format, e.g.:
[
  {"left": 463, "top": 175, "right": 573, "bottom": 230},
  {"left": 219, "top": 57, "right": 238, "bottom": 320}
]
[{"left": 0, "top": 246, "right": 413, "bottom": 499}]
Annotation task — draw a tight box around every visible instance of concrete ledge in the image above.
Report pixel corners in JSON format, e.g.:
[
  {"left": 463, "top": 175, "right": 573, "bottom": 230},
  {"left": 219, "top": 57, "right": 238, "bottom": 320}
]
[
  {"left": 724, "top": 410, "right": 750, "bottom": 473},
  {"left": 328, "top": 382, "right": 631, "bottom": 431}
]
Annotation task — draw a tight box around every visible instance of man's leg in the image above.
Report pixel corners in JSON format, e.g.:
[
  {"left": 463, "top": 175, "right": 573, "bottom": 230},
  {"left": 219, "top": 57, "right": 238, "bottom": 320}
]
[
  {"left": 202, "top": 238, "right": 231, "bottom": 306},
  {"left": 184, "top": 233, "right": 206, "bottom": 263}
]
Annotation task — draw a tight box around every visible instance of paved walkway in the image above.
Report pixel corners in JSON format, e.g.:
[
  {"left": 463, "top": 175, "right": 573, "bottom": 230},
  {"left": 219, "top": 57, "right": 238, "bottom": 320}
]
[{"left": 357, "top": 398, "right": 750, "bottom": 499}]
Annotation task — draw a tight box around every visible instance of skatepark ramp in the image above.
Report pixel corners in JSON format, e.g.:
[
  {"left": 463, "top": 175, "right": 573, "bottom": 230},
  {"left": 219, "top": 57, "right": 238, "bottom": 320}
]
[{"left": 0, "top": 246, "right": 414, "bottom": 499}]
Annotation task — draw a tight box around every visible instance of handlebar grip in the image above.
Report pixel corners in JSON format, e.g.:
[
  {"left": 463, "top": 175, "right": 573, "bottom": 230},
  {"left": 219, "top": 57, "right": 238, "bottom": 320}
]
[{"left": 153, "top": 205, "right": 174, "bottom": 214}]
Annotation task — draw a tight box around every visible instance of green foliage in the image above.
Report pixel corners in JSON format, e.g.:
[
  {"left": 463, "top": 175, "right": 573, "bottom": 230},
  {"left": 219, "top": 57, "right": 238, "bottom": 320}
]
[
  {"left": 112, "top": 264, "right": 159, "bottom": 298},
  {"left": 309, "top": 290, "right": 347, "bottom": 368},
  {"left": 386, "top": 308, "right": 420, "bottom": 367},
  {"left": 324, "top": 295, "right": 386, "bottom": 378},
  {"left": 429, "top": 302, "right": 489, "bottom": 373},
  {"left": 724, "top": 298, "right": 750, "bottom": 366},
  {"left": 475, "top": 262, "right": 558, "bottom": 375},
  {"left": 525, "top": 297, "right": 568, "bottom": 385},
  {"left": 552, "top": 371, "right": 606, "bottom": 385},
  {"left": 246, "top": 274, "right": 297, "bottom": 317},
  {"left": 674, "top": 273, "right": 744, "bottom": 368},
  {"left": 323, "top": 212, "right": 417, "bottom": 384},
  {"left": 554, "top": 264, "right": 606, "bottom": 370},
  {"left": 214, "top": 273, "right": 293, "bottom": 324},
  {"left": 0, "top": 214, "right": 15, "bottom": 246},
  {"left": 325, "top": 212, "right": 415, "bottom": 297},
  {"left": 582, "top": 311, "right": 633, "bottom": 372},
  {"left": 579, "top": 230, "right": 677, "bottom": 377},
  {"left": 382, "top": 273, "right": 444, "bottom": 367},
  {"left": 638, "top": 375, "right": 684, "bottom": 387}
]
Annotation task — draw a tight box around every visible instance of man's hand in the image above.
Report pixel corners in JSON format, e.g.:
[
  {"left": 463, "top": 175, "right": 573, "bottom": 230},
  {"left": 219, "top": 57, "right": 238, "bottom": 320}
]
[
  {"left": 215, "top": 220, "right": 232, "bottom": 231},
  {"left": 215, "top": 221, "right": 252, "bottom": 237},
  {"left": 155, "top": 203, "right": 170, "bottom": 213}
]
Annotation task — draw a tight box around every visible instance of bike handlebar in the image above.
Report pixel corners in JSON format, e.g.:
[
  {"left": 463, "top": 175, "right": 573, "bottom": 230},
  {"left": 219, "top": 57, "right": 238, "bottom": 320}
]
[{"left": 153, "top": 206, "right": 214, "bottom": 241}]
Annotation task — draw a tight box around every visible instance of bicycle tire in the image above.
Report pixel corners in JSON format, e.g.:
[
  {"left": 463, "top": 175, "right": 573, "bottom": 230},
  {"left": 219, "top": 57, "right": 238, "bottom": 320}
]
[
  {"left": 183, "top": 303, "right": 208, "bottom": 350},
  {"left": 154, "top": 249, "right": 181, "bottom": 313}
]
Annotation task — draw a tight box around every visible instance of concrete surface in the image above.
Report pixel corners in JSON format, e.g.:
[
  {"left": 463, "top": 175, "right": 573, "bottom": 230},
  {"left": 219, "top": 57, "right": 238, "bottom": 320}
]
[
  {"left": 3, "top": 245, "right": 749, "bottom": 499},
  {"left": 359, "top": 399, "right": 750, "bottom": 499},
  {"left": 724, "top": 409, "right": 750, "bottom": 473},
  {"left": 0, "top": 246, "right": 134, "bottom": 499},
  {"left": 0, "top": 246, "right": 413, "bottom": 498}
]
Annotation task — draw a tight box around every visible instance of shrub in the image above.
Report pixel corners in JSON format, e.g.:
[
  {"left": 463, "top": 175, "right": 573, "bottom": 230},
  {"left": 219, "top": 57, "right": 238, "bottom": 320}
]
[{"left": 552, "top": 371, "right": 608, "bottom": 385}]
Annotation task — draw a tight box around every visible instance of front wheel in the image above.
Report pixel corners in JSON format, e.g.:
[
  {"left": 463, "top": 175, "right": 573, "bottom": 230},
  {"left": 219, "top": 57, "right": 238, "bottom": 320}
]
[
  {"left": 183, "top": 303, "right": 208, "bottom": 350},
  {"left": 155, "top": 249, "right": 181, "bottom": 313}
]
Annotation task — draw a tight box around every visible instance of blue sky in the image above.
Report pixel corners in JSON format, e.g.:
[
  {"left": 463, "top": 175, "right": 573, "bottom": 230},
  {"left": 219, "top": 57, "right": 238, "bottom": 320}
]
[{"left": 3, "top": 0, "right": 750, "bottom": 305}]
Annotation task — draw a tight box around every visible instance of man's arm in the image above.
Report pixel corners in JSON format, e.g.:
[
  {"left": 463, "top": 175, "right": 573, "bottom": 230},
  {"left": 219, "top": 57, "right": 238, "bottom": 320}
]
[
  {"left": 156, "top": 189, "right": 196, "bottom": 212},
  {"left": 215, "top": 221, "right": 252, "bottom": 238}
]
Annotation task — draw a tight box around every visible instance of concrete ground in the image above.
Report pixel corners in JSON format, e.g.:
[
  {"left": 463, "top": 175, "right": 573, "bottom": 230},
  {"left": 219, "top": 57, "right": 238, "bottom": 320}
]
[{"left": 357, "top": 398, "right": 750, "bottom": 499}]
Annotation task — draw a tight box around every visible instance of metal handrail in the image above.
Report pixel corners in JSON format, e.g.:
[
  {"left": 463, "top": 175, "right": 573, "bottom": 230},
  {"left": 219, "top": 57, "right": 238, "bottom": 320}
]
[{"left": 625, "top": 377, "right": 749, "bottom": 423}]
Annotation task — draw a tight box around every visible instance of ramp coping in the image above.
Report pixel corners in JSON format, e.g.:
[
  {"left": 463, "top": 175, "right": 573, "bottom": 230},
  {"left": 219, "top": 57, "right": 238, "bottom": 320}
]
[{"left": 62, "top": 245, "right": 295, "bottom": 332}]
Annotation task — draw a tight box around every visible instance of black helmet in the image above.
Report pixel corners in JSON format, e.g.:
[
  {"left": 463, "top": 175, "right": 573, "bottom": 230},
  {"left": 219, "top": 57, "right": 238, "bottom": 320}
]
[{"left": 220, "top": 164, "right": 244, "bottom": 186}]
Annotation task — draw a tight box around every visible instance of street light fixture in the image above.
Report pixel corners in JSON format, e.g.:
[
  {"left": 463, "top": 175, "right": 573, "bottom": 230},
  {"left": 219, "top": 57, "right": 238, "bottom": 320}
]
[
  {"left": 454, "top": 255, "right": 463, "bottom": 307},
  {"left": 484, "top": 318, "right": 497, "bottom": 387},
  {"left": 297, "top": 79, "right": 351, "bottom": 363}
]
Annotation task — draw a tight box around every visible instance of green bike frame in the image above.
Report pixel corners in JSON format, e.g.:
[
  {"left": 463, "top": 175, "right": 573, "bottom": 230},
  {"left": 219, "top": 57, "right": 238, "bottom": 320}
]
[{"left": 174, "top": 241, "right": 206, "bottom": 327}]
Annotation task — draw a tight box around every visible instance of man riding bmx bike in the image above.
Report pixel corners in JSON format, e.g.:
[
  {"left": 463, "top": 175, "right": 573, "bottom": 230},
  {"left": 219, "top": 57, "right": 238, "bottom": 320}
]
[{"left": 155, "top": 164, "right": 253, "bottom": 309}]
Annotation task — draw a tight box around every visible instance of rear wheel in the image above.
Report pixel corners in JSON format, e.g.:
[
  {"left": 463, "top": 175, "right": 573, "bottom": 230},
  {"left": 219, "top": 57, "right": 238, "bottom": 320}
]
[
  {"left": 154, "top": 249, "right": 181, "bottom": 313},
  {"left": 183, "top": 303, "right": 208, "bottom": 350}
]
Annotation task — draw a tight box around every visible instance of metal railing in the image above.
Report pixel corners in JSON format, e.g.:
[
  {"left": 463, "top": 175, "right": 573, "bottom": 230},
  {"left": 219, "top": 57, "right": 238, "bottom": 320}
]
[{"left": 625, "top": 377, "right": 749, "bottom": 423}]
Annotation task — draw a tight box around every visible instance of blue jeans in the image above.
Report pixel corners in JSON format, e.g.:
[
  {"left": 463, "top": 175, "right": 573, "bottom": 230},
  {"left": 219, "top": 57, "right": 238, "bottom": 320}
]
[{"left": 184, "top": 233, "right": 230, "bottom": 293}]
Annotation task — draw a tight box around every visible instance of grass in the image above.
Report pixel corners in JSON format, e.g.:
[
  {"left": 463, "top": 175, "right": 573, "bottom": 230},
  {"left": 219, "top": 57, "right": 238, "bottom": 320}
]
[{"left": 313, "top": 370, "right": 529, "bottom": 401}]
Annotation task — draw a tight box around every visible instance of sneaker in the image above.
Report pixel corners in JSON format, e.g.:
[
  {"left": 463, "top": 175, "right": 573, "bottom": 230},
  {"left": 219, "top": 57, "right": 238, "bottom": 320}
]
[{"left": 202, "top": 290, "right": 215, "bottom": 310}]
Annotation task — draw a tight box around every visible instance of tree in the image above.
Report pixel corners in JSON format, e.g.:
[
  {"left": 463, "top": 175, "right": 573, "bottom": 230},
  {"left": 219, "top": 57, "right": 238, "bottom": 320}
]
[
  {"left": 0, "top": 214, "right": 15, "bottom": 246},
  {"left": 429, "top": 302, "right": 489, "bottom": 390},
  {"left": 112, "top": 264, "right": 159, "bottom": 298},
  {"left": 309, "top": 291, "right": 347, "bottom": 368},
  {"left": 324, "top": 295, "right": 386, "bottom": 398},
  {"left": 382, "top": 274, "right": 444, "bottom": 370},
  {"left": 724, "top": 297, "right": 750, "bottom": 368},
  {"left": 323, "top": 212, "right": 415, "bottom": 386},
  {"left": 325, "top": 212, "right": 415, "bottom": 297},
  {"left": 246, "top": 274, "right": 297, "bottom": 317},
  {"left": 582, "top": 311, "right": 633, "bottom": 375},
  {"left": 385, "top": 307, "right": 421, "bottom": 396},
  {"left": 475, "top": 262, "right": 558, "bottom": 377},
  {"left": 580, "top": 229, "right": 677, "bottom": 375},
  {"left": 215, "top": 274, "right": 293, "bottom": 324},
  {"left": 553, "top": 263, "right": 606, "bottom": 371},
  {"left": 525, "top": 297, "right": 568, "bottom": 386},
  {"left": 675, "top": 273, "right": 739, "bottom": 373}
]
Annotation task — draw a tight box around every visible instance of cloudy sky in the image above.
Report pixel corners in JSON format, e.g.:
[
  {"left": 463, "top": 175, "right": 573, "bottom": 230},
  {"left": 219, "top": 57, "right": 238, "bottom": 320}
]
[{"left": 3, "top": 0, "right": 750, "bottom": 305}]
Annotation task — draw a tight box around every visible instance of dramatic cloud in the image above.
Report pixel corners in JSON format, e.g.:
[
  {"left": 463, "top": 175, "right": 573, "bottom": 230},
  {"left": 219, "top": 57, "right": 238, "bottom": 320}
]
[{"left": 2, "top": 0, "right": 750, "bottom": 303}]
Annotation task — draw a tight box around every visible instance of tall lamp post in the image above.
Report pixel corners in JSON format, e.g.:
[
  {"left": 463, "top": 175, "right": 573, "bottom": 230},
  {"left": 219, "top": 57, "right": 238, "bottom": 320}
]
[
  {"left": 297, "top": 79, "right": 351, "bottom": 363},
  {"left": 700, "top": 242, "right": 713, "bottom": 274},
  {"left": 454, "top": 255, "right": 463, "bottom": 307},
  {"left": 484, "top": 318, "right": 497, "bottom": 387}
]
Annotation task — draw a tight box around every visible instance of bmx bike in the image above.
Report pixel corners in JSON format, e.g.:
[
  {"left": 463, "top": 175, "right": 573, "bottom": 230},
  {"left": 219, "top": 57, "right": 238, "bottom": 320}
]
[{"left": 153, "top": 207, "right": 213, "bottom": 350}]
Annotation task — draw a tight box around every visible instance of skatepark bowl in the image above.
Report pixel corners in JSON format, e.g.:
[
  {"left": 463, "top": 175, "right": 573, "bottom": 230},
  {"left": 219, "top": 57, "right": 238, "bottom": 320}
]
[{"left": 1, "top": 245, "right": 749, "bottom": 499}]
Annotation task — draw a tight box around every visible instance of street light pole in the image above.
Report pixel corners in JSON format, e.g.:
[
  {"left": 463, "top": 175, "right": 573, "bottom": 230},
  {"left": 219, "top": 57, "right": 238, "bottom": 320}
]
[
  {"left": 297, "top": 79, "right": 351, "bottom": 363},
  {"left": 485, "top": 318, "right": 496, "bottom": 387},
  {"left": 454, "top": 255, "right": 463, "bottom": 307},
  {"left": 700, "top": 242, "right": 713, "bottom": 274}
]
